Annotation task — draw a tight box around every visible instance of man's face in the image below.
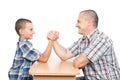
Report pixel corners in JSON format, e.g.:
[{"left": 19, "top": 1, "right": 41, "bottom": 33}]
[
  {"left": 75, "top": 14, "right": 88, "bottom": 36},
  {"left": 19, "top": 23, "right": 35, "bottom": 40}
]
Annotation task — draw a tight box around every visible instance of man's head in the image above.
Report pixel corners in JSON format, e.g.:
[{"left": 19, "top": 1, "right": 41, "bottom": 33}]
[
  {"left": 75, "top": 9, "right": 98, "bottom": 36},
  {"left": 15, "top": 18, "right": 35, "bottom": 40}
]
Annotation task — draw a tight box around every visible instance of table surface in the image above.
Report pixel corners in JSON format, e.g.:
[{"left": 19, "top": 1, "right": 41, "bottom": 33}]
[{"left": 29, "top": 58, "right": 80, "bottom": 76}]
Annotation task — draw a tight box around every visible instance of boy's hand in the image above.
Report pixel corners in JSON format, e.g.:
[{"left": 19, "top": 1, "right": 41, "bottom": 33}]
[{"left": 47, "top": 30, "right": 59, "bottom": 41}]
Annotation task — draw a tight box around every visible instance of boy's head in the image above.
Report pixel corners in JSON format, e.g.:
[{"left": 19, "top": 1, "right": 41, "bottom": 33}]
[{"left": 15, "top": 18, "right": 35, "bottom": 40}]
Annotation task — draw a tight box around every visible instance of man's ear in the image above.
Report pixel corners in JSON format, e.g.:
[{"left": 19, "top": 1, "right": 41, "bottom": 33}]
[{"left": 87, "top": 19, "right": 92, "bottom": 26}]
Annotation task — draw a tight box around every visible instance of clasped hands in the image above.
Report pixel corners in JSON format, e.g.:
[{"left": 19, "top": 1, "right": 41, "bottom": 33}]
[{"left": 47, "top": 30, "right": 59, "bottom": 41}]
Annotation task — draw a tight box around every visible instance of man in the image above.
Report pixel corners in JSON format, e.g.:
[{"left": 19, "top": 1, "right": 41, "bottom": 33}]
[{"left": 48, "top": 9, "right": 120, "bottom": 80}]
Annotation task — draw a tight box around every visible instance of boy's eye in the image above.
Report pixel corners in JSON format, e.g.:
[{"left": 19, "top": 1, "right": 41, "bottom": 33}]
[{"left": 30, "top": 28, "right": 33, "bottom": 31}]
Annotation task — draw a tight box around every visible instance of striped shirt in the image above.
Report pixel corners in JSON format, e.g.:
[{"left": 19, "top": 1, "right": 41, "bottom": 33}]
[
  {"left": 8, "top": 37, "right": 41, "bottom": 80},
  {"left": 69, "top": 29, "right": 120, "bottom": 80}
]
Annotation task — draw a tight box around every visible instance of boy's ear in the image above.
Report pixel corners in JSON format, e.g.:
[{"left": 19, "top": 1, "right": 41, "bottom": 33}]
[{"left": 19, "top": 29, "right": 24, "bottom": 35}]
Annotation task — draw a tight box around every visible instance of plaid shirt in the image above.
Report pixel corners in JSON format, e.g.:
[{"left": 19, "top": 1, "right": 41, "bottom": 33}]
[
  {"left": 69, "top": 29, "right": 120, "bottom": 80},
  {"left": 8, "top": 37, "right": 41, "bottom": 80}
]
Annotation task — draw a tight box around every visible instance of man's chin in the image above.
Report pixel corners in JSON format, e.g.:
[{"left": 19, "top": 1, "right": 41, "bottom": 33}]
[{"left": 78, "top": 32, "right": 82, "bottom": 34}]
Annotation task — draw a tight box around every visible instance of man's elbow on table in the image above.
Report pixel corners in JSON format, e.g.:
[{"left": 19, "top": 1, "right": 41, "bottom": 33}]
[{"left": 73, "top": 54, "right": 90, "bottom": 69}]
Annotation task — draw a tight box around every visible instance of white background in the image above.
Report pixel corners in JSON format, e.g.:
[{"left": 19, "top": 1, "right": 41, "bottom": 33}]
[{"left": 0, "top": 0, "right": 120, "bottom": 80}]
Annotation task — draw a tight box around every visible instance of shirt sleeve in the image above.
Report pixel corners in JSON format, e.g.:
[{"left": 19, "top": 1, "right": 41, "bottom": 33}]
[
  {"left": 68, "top": 38, "right": 81, "bottom": 56},
  {"left": 20, "top": 41, "right": 41, "bottom": 62},
  {"left": 83, "top": 37, "right": 111, "bottom": 63}
]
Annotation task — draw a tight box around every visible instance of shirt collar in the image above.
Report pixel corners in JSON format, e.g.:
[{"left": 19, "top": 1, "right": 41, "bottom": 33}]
[
  {"left": 82, "top": 28, "right": 99, "bottom": 41},
  {"left": 19, "top": 37, "right": 27, "bottom": 42},
  {"left": 87, "top": 29, "right": 98, "bottom": 38}
]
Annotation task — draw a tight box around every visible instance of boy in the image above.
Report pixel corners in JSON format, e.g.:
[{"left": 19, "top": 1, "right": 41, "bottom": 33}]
[{"left": 8, "top": 18, "right": 58, "bottom": 80}]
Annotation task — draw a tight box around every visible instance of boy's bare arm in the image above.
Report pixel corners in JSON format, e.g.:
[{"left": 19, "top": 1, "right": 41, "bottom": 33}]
[
  {"left": 37, "top": 31, "right": 59, "bottom": 62},
  {"left": 37, "top": 40, "right": 54, "bottom": 63}
]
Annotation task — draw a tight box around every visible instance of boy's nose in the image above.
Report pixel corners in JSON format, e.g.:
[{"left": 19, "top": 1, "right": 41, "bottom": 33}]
[{"left": 33, "top": 31, "right": 35, "bottom": 34}]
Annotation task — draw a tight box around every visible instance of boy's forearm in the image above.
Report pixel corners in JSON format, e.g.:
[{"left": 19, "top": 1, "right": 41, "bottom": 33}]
[{"left": 37, "top": 40, "right": 54, "bottom": 62}]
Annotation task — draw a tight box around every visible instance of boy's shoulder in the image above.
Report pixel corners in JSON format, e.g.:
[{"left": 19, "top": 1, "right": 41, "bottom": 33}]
[{"left": 18, "top": 37, "right": 32, "bottom": 46}]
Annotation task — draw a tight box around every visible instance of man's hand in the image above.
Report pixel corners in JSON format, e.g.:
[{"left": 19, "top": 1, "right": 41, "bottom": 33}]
[{"left": 47, "top": 30, "right": 59, "bottom": 41}]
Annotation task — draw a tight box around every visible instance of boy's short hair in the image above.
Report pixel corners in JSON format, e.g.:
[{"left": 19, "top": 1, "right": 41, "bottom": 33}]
[{"left": 15, "top": 18, "right": 32, "bottom": 36}]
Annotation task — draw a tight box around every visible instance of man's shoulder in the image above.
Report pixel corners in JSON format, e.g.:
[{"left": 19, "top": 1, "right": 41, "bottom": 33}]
[{"left": 95, "top": 31, "right": 113, "bottom": 45}]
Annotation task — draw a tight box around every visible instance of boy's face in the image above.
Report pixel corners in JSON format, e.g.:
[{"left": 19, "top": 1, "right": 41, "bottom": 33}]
[{"left": 19, "top": 22, "right": 35, "bottom": 40}]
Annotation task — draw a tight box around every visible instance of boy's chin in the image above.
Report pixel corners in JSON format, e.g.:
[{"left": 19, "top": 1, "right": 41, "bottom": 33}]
[
  {"left": 28, "top": 37, "right": 33, "bottom": 40},
  {"left": 29, "top": 38, "right": 33, "bottom": 40}
]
